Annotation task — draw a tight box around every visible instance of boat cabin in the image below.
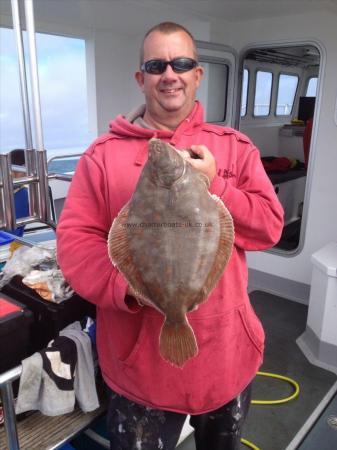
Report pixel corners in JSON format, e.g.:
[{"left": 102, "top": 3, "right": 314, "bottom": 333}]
[{"left": 1, "top": 1, "right": 337, "bottom": 449}]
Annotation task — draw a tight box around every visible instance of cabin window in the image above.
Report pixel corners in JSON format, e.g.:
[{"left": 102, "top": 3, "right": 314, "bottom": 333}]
[
  {"left": 306, "top": 77, "right": 318, "bottom": 96},
  {"left": 0, "top": 27, "right": 92, "bottom": 155},
  {"left": 197, "top": 60, "right": 228, "bottom": 122},
  {"left": 240, "top": 69, "right": 249, "bottom": 117},
  {"left": 238, "top": 44, "right": 321, "bottom": 254},
  {"left": 254, "top": 70, "right": 273, "bottom": 116},
  {"left": 276, "top": 74, "right": 298, "bottom": 116}
]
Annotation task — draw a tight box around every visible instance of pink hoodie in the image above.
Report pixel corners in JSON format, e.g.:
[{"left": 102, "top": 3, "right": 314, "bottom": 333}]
[{"left": 56, "top": 101, "right": 284, "bottom": 414}]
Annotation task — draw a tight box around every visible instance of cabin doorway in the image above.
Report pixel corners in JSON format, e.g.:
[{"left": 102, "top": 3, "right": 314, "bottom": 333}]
[{"left": 237, "top": 44, "right": 321, "bottom": 252}]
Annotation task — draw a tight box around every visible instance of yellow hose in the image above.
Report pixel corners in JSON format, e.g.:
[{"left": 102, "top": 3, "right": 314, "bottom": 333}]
[
  {"left": 240, "top": 371, "right": 300, "bottom": 449},
  {"left": 252, "top": 371, "right": 300, "bottom": 405},
  {"left": 241, "top": 438, "right": 261, "bottom": 450}
]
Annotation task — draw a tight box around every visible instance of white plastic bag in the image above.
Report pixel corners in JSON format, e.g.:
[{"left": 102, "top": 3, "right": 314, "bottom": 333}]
[{"left": 0, "top": 245, "right": 73, "bottom": 303}]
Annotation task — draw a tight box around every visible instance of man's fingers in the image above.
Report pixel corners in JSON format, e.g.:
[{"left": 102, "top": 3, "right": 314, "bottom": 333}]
[
  {"left": 190, "top": 145, "right": 207, "bottom": 158},
  {"left": 184, "top": 145, "right": 216, "bottom": 183}
]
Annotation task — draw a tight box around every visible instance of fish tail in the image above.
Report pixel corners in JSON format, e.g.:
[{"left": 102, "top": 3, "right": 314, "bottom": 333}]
[{"left": 159, "top": 319, "right": 198, "bottom": 368}]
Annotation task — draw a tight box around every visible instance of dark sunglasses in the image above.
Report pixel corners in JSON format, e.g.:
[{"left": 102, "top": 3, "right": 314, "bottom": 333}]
[{"left": 141, "top": 57, "right": 198, "bottom": 74}]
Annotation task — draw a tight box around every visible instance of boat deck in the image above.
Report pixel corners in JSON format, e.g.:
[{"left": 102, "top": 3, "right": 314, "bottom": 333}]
[
  {"left": 1, "top": 290, "right": 336, "bottom": 449},
  {"left": 178, "top": 291, "right": 337, "bottom": 450},
  {"left": 0, "top": 401, "right": 107, "bottom": 450}
]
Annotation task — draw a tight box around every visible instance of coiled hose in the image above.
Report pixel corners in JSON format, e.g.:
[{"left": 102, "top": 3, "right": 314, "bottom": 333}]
[{"left": 241, "top": 371, "right": 300, "bottom": 449}]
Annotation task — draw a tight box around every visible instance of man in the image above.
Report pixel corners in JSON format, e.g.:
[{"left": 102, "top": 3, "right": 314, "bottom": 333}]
[{"left": 57, "top": 22, "right": 284, "bottom": 450}]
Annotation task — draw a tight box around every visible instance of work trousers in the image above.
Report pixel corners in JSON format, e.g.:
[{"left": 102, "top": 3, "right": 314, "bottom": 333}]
[{"left": 106, "top": 383, "right": 252, "bottom": 450}]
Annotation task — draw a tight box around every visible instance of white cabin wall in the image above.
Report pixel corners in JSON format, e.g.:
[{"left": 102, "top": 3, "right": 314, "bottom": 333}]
[
  {"left": 93, "top": 30, "right": 144, "bottom": 135},
  {"left": 212, "top": 11, "right": 337, "bottom": 291},
  {"left": 91, "top": 13, "right": 211, "bottom": 134}
]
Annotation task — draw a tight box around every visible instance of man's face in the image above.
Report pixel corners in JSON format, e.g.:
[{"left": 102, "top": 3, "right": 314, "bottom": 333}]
[{"left": 135, "top": 30, "right": 204, "bottom": 126}]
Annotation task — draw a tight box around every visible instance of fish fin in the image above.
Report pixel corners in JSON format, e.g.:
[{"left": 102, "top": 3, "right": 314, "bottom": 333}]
[
  {"left": 200, "top": 196, "right": 234, "bottom": 298},
  {"left": 159, "top": 319, "right": 198, "bottom": 368},
  {"left": 107, "top": 202, "right": 131, "bottom": 266},
  {"left": 107, "top": 203, "right": 150, "bottom": 300}
]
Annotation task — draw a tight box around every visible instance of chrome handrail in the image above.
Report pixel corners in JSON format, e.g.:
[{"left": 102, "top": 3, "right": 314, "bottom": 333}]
[
  {"left": 0, "top": 150, "right": 53, "bottom": 230},
  {"left": 11, "top": 0, "right": 39, "bottom": 219},
  {"left": 47, "top": 152, "right": 82, "bottom": 163},
  {"left": 0, "top": 154, "right": 16, "bottom": 230},
  {"left": 0, "top": 0, "right": 83, "bottom": 233},
  {"left": 0, "top": 150, "right": 81, "bottom": 230},
  {"left": 0, "top": 0, "right": 53, "bottom": 230},
  {"left": 47, "top": 152, "right": 81, "bottom": 182},
  {"left": 0, "top": 366, "right": 22, "bottom": 450},
  {"left": 24, "top": 0, "right": 51, "bottom": 225}
]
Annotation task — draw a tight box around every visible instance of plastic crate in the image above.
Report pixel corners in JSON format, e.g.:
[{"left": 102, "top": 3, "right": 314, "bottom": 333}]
[
  {"left": 2, "top": 278, "right": 96, "bottom": 353},
  {"left": 0, "top": 293, "right": 33, "bottom": 373}
]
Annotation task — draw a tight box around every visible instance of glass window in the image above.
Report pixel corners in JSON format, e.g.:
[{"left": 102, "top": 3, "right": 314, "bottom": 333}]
[
  {"left": 240, "top": 69, "right": 249, "bottom": 117},
  {"left": 0, "top": 27, "right": 92, "bottom": 154},
  {"left": 254, "top": 71, "right": 273, "bottom": 116},
  {"left": 196, "top": 61, "right": 228, "bottom": 122},
  {"left": 306, "top": 77, "right": 317, "bottom": 96},
  {"left": 276, "top": 74, "right": 298, "bottom": 115}
]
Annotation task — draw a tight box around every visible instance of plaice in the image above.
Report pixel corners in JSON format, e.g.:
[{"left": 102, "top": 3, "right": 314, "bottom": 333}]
[{"left": 108, "top": 138, "right": 234, "bottom": 367}]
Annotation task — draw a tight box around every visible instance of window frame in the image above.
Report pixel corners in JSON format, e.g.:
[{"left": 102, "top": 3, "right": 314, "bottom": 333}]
[
  {"left": 0, "top": 24, "right": 92, "bottom": 154},
  {"left": 306, "top": 76, "right": 318, "bottom": 97},
  {"left": 253, "top": 69, "right": 274, "bottom": 117},
  {"left": 196, "top": 40, "right": 237, "bottom": 127},
  {"left": 197, "top": 55, "right": 230, "bottom": 124},
  {"left": 240, "top": 67, "right": 250, "bottom": 117},
  {"left": 275, "top": 72, "right": 299, "bottom": 117}
]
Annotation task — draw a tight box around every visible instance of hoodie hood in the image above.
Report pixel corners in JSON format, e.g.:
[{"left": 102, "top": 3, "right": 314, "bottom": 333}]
[{"left": 109, "top": 101, "right": 204, "bottom": 144}]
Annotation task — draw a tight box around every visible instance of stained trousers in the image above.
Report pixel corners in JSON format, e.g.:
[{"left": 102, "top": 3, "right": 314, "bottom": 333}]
[{"left": 106, "top": 383, "right": 252, "bottom": 450}]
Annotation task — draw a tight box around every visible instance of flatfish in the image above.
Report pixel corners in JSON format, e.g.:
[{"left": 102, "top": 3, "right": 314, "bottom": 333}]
[{"left": 108, "top": 138, "right": 234, "bottom": 367}]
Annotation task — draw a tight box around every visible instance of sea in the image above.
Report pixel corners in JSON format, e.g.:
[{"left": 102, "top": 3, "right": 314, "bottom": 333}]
[
  {"left": 47, "top": 146, "right": 85, "bottom": 174},
  {"left": 48, "top": 158, "right": 79, "bottom": 174}
]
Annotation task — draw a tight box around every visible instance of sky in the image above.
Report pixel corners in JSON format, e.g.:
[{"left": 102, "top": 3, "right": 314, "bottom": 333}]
[{"left": 0, "top": 27, "right": 93, "bottom": 154}]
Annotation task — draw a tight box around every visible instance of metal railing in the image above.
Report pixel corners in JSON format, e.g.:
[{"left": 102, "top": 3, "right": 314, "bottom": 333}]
[
  {"left": 0, "top": 366, "right": 22, "bottom": 450},
  {"left": 1, "top": 0, "right": 48, "bottom": 230},
  {"left": 0, "top": 0, "right": 81, "bottom": 233},
  {"left": 0, "top": 151, "right": 80, "bottom": 231}
]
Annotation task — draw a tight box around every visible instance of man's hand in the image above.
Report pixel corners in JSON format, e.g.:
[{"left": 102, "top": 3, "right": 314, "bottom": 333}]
[{"left": 184, "top": 145, "right": 216, "bottom": 184}]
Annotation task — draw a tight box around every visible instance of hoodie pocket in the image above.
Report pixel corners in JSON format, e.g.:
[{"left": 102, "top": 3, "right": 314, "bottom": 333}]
[
  {"left": 113, "top": 305, "right": 264, "bottom": 412},
  {"left": 119, "top": 313, "right": 149, "bottom": 366},
  {"left": 238, "top": 305, "right": 264, "bottom": 353}
]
